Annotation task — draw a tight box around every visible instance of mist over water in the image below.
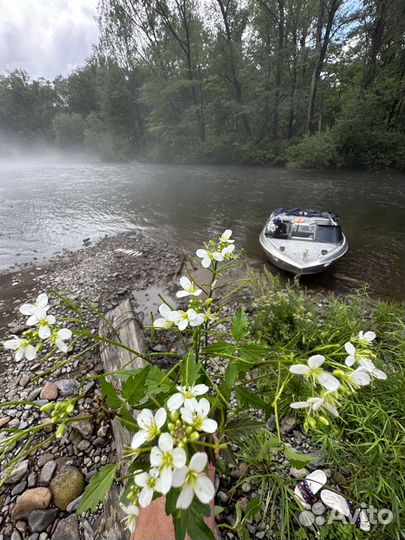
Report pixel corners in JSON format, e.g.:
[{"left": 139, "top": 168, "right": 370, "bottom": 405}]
[{"left": 0, "top": 158, "right": 404, "bottom": 299}]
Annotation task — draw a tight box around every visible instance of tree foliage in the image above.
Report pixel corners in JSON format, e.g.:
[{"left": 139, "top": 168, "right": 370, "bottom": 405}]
[{"left": 0, "top": 0, "right": 404, "bottom": 168}]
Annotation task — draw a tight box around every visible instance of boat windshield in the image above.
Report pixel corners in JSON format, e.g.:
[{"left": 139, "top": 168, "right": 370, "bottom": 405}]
[{"left": 315, "top": 225, "right": 343, "bottom": 243}]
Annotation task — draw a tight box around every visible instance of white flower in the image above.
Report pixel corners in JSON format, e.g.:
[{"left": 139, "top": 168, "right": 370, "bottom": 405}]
[
  {"left": 3, "top": 336, "right": 36, "bottom": 362},
  {"left": 176, "top": 276, "right": 202, "bottom": 298},
  {"left": 19, "top": 293, "right": 50, "bottom": 326},
  {"left": 290, "top": 393, "right": 339, "bottom": 417},
  {"left": 150, "top": 433, "right": 186, "bottom": 494},
  {"left": 219, "top": 229, "right": 234, "bottom": 244},
  {"left": 180, "top": 398, "right": 217, "bottom": 434},
  {"left": 37, "top": 315, "right": 56, "bottom": 339},
  {"left": 358, "top": 330, "right": 376, "bottom": 344},
  {"left": 221, "top": 244, "right": 235, "bottom": 257},
  {"left": 153, "top": 304, "right": 177, "bottom": 329},
  {"left": 170, "top": 309, "right": 205, "bottom": 331},
  {"left": 172, "top": 452, "right": 215, "bottom": 509},
  {"left": 167, "top": 384, "right": 209, "bottom": 411},
  {"left": 196, "top": 248, "right": 223, "bottom": 269},
  {"left": 135, "top": 468, "right": 161, "bottom": 508},
  {"left": 131, "top": 408, "right": 167, "bottom": 449},
  {"left": 120, "top": 503, "right": 139, "bottom": 533},
  {"left": 347, "top": 367, "right": 371, "bottom": 388},
  {"left": 289, "top": 355, "right": 340, "bottom": 391},
  {"left": 344, "top": 343, "right": 386, "bottom": 379},
  {"left": 52, "top": 328, "right": 72, "bottom": 352}
]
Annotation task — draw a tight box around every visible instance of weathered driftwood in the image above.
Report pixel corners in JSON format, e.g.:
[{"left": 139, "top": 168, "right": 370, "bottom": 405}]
[{"left": 98, "top": 299, "right": 146, "bottom": 540}]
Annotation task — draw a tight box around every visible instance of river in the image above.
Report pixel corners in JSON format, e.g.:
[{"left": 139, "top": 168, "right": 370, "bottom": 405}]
[{"left": 0, "top": 160, "right": 404, "bottom": 299}]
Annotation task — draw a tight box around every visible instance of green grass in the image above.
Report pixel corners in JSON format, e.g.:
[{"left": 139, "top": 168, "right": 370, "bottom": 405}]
[{"left": 242, "top": 272, "right": 405, "bottom": 540}]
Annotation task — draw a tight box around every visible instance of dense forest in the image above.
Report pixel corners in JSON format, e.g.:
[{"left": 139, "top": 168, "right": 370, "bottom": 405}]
[{"left": 0, "top": 0, "right": 404, "bottom": 169}]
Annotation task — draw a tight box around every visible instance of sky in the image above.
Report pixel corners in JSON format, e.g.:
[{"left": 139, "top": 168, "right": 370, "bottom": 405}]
[{"left": 0, "top": 0, "right": 99, "bottom": 80}]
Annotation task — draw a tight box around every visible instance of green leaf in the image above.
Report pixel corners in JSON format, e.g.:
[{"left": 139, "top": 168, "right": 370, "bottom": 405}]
[
  {"left": 231, "top": 309, "right": 249, "bottom": 342},
  {"left": 173, "top": 510, "right": 187, "bottom": 540},
  {"left": 100, "top": 378, "right": 122, "bottom": 410},
  {"left": 77, "top": 464, "right": 119, "bottom": 513},
  {"left": 113, "top": 368, "right": 146, "bottom": 380},
  {"left": 122, "top": 367, "right": 148, "bottom": 405},
  {"left": 238, "top": 342, "right": 268, "bottom": 362},
  {"left": 188, "top": 505, "right": 215, "bottom": 540},
  {"left": 283, "top": 447, "right": 316, "bottom": 469},
  {"left": 235, "top": 386, "right": 268, "bottom": 411},
  {"left": 146, "top": 366, "right": 173, "bottom": 394},
  {"left": 204, "top": 342, "right": 236, "bottom": 356},
  {"left": 117, "top": 405, "right": 138, "bottom": 431},
  {"left": 165, "top": 488, "right": 178, "bottom": 516},
  {"left": 257, "top": 433, "right": 281, "bottom": 459},
  {"left": 245, "top": 496, "right": 261, "bottom": 519},
  {"left": 223, "top": 417, "right": 263, "bottom": 442},
  {"left": 224, "top": 363, "right": 238, "bottom": 388},
  {"left": 180, "top": 351, "right": 201, "bottom": 386}
]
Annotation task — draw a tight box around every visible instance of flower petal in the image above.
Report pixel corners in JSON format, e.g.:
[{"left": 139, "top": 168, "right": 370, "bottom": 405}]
[
  {"left": 173, "top": 448, "right": 186, "bottom": 468},
  {"left": 290, "top": 401, "right": 310, "bottom": 409},
  {"left": 172, "top": 467, "right": 187, "bottom": 487},
  {"left": 197, "top": 398, "right": 210, "bottom": 417},
  {"left": 180, "top": 407, "right": 193, "bottom": 425},
  {"left": 36, "top": 293, "right": 48, "bottom": 308},
  {"left": 137, "top": 409, "right": 154, "bottom": 430},
  {"left": 139, "top": 486, "right": 153, "bottom": 508},
  {"left": 317, "top": 372, "right": 340, "bottom": 391},
  {"left": 289, "top": 364, "right": 310, "bottom": 375},
  {"left": 202, "top": 256, "right": 211, "bottom": 268},
  {"left": 57, "top": 328, "right": 72, "bottom": 340},
  {"left": 159, "top": 304, "right": 171, "bottom": 317},
  {"left": 26, "top": 315, "right": 39, "bottom": 326},
  {"left": 154, "top": 408, "right": 167, "bottom": 429},
  {"left": 363, "top": 331, "right": 376, "bottom": 342},
  {"left": 350, "top": 368, "right": 371, "bottom": 386},
  {"left": 195, "top": 475, "right": 215, "bottom": 504},
  {"left": 55, "top": 339, "right": 68, "bottom": 353},
  {"left": 344, "top": 342, "right": 355, "bottom": 356},
  {"left": 180, "top": 276, "right": 191, "bottom": 290},
  {"left": 158, "top": 467, "right": 172, "bottom": 495},
  {"left": 158, "top": 432, "right": 173, "bottom": 452},
  {"left": 189, "top": 452, "right": 208, "bottom": 473},
  {"left": 371, "top": 368, "right": 387, "bottom": 380},
  {"left": 196, "top": 249, "right": 207, "bottom": 258},
  {"left": 189, "top": 313, "right": 204, "bottom": 327},
  {"left": 39, "top": 326, "right": 51, "bottom": 339},
  {"left": 178, "top": 319, "right": 188, "bottom": 331},
  {"left": 24, "top": 345, "right": 37, "bottom": 361},
  {"left": 201, "top": 419, "right": 218, "bottom": 433},
  {"left": 134, "top": 472, "right": 149, "bottom": 488},
  {"left": 19, "top": 304, "right": 35, "bottom": 316},
  {"left": 167, "top": 393, "right": 184, "bottom": 411},
  {"left": 345, "top": 355, "right": 355, "bottom": 367},
  {"left": 212, "top": 251, "right": 224, "bottom": 262},
  {"left": 193, "top": 384, "right": 209, "bottom": 396},
  {"left": 176, "top": 290, "right": 189, "bottom": 298},
  {"left": 176, "top": 484, "right": 194, "bottom": 509},
  {"left": 150, "top": 447, "right": 163, "bottom": 467},
  {"left": 308, "top": 355, "right": 325, "bottom": 369},
  {"left": 131, "top": 431, "right": 148, "bottom": 449},
  {"left": 15, "top": 349, "right": 24, "bottom": 362}
]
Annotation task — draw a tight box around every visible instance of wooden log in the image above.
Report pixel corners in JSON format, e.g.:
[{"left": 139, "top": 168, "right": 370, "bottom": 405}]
[{"left": 98, "top": 299, "right": 146, "bottom": 540}]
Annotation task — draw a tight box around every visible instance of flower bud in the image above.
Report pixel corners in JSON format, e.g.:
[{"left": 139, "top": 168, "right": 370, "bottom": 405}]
[
  {"left": 55, "top": 424, "right": 67, "bottom": 438},
  {"left": 175, "top": 419, "right": 182, "bottom": 427},
  {"left": 171, "top": 411, "right": 179, "bottom": 422},
  {"left": 168, "top": 422, "right": 175, "bottom": 431},
  {"left": 182, "top": 437, "right": 188, "bottom": 444},
  {"left": 204, "top": 298, "right": 213, "bottom": 306},
  {"left": 190, "top": 431, "right": 200, "bottom": 442},
  {"left": 185, "top": 426, "right": 193, "bottom": 434},
  {"left": 318, "top": 416, "right": 329, "bottom": 426}
]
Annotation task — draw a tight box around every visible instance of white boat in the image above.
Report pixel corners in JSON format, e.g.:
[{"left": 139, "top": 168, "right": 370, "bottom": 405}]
[{"left": 259, "top": 208, "right": 348, "bottom": 275}]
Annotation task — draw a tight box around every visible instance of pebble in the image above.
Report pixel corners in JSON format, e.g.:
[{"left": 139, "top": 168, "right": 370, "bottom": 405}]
[
  {"left": 11, "top": 481, "right": 27, "bottom": 497},
  {"left": 54, "top": 379, "right": 79, "bottom": 396},
  {"left": 19, "top": 373, "right": 31, "bottom": 387},
  {"left": 11, "top": 530, "right": 21, "bottom": 540},
  {"left": 11, "top": 488, "right": 52, "bottom": 521},
  {"left": 241, "top": 482, "right": 252, "bottom": 493},
  {"left": 289, "top": 467, "right": 309, "bottom": 479},
  {"left": 51, "top": 514, "right": 79, "bottom": 540},
  {"left": 37, "top": 454, "right": 54, "bottom": 468},
  {"left": 28, "top": 509, "right": 59, "bottom": 533},
  {"left": 27, "top": 472, "right": 37, "bottom": 488},
  {"left": 4, "top": 460, "right": 29, "bottom": 484},
  {"left": 50, "top": 466, "right": 84, "bottom": 510},
  {"left": 281, "top": 415, "right": 297, "bottom": 434},
  {"left": 39, "top": 461, "right": 56, "bottom": 485},
  {"left": 66, "top": 494, "right": 83, "bottom": 513},
  {"left": 230, "top": 462, "right": 248, "bottom": 480},
  {"left": 0, "top": 416, "right": 11, "bottom": 428},
  {"left": 39, "top": 383, "right": 58, "bottom": 401},
  {"left": 72, "top": 420, "right": 93, "bottom": 439}
]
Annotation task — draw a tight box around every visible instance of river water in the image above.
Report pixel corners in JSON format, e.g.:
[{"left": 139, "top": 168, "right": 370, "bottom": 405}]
[{"left": 0, "top": 160, "right": 404, "bottom": 299}]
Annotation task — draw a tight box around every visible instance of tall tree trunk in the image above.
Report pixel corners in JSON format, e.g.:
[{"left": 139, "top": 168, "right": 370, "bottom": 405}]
[
  {"left": 272, "top": 0, "right": 285, "bottom": 139},
  {"left": 362, "top": 0, "right": 388, "bottom": 89},
  {"left": 306, "top": 0, "right": 341, "bottom": 133}
]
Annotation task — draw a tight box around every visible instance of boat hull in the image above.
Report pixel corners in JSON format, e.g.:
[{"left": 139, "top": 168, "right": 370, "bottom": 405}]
[{"left": 259, "top": 229, "right": 348, "bottom": 275}]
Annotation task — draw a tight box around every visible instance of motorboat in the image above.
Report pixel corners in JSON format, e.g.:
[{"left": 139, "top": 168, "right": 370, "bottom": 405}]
[{"left": 259, "top": 208, "right": 348, "bottom": 275}]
